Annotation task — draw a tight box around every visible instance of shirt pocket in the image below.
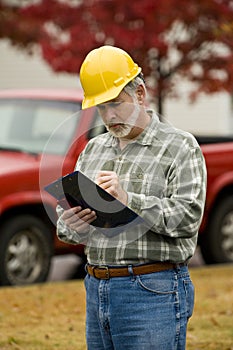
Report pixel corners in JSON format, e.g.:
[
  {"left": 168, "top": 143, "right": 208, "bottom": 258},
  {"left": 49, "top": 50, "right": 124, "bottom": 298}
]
[
  {"left": 120, "top": 171, "right": 147, "bottom": 195},
  {"left": 145, "top": 173, "right": 166, "bottom": 198}
]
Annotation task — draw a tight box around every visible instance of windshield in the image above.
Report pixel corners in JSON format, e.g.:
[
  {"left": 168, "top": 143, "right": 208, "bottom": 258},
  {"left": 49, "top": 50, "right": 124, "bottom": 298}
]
[{"left": 0, "top": 98, "right": 81, "bottom": 155}]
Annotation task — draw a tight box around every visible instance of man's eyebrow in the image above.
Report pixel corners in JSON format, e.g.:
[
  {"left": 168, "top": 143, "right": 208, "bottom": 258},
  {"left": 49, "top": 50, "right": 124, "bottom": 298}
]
[
  {"left": 97, "top": 99, "right": 123, "bottom": 107},
  {"left": 105, "top": 99, "right": 122, "bottom": 104},
  {"left": 112, "top": 98, "right": 123, "bottom": 103}
]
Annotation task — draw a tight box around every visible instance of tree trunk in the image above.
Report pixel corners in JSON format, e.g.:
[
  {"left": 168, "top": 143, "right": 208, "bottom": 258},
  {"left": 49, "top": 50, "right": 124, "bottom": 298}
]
[{"left": 157, "top": 90, "right": 163, "bottom": 120}]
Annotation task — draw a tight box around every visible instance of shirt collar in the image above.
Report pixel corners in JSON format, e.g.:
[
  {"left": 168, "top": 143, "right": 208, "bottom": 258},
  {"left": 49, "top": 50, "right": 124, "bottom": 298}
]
[{"left": 135, "top": 110, "right": 159, "bottom": 145}]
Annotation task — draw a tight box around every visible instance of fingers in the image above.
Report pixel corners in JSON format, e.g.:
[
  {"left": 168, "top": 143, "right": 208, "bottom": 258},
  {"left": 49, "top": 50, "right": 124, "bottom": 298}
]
[
  {"left": 61, "top": 206, "right": 82, "bottom": 220},
  {"left": 96, "top": 171, "right": 114, "bottom": 184},
  {"left": 61, "top": 206, "right": 97, "bottom": 233},
  {"left": 96, "top": 171, "right": 128, "bottom": 205},
  {"left": 96, "top": 171, "right": 118, "bottom": 192}
]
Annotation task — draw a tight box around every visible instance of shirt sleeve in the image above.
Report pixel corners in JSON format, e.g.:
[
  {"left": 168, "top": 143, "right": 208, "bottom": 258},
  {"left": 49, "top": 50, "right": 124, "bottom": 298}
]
[{"left": 127, "top": 144, "right": 207, "bottom": 239}]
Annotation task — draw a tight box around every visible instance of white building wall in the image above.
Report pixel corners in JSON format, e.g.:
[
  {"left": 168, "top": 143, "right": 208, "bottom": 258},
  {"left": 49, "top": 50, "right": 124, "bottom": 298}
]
[
  {"left": 0, "top": 40, "right": 79, "bottom": 89},
  {"left": 165, "top": 91, "right": 232, "bottom": 135},
  {"left": 1, "top": 39, "right": 233, "bottom": 136}
]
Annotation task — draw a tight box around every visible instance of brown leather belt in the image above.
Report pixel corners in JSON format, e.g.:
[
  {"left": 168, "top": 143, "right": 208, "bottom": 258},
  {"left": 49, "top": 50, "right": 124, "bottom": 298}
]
[{"left": 86, "top": 262, "right": 183, "bottom": 280}]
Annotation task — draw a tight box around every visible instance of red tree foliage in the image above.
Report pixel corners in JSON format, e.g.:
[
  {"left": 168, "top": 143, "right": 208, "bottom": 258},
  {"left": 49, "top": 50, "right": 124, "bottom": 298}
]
[{"left": 1, "top": 0, "right": 233, "bottom": 114}]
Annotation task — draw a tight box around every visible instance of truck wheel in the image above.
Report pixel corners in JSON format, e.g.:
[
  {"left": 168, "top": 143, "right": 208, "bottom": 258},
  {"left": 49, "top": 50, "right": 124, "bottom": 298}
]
[
  {"left": 200, "top": 196, "right": 233, "bottom": 264},
  {"left": 0, "top": 215, "right": 53, "bottom": 286}
]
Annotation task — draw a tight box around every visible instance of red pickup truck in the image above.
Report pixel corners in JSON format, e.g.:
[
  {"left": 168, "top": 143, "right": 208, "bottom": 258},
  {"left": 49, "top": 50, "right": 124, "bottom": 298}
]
[{"left": 0, "top": 89, "right": 232, "bottom": 286}]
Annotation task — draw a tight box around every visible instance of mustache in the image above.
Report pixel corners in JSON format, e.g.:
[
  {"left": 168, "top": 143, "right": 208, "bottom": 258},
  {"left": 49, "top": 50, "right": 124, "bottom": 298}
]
[
  {"left": 108, "top": 122, "right": 124, "bottom": 126},
  {"left": 106, "top": 119, "right": 136, "bottom": 127}
]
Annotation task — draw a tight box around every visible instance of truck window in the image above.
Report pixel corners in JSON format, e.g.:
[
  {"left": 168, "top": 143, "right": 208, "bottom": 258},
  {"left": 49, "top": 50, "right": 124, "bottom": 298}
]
[{"left": 0, "top": 99, "right": 81, "bottom": 155}]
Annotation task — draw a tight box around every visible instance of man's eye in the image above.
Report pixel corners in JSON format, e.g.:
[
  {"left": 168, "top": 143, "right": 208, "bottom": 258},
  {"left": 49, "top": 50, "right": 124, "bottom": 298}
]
[
  {"left": 97, "top": 101, "right": 122, "bottom": 111},
  {"left": 109, "top": 102, "right": 122, "bottom": 108},
  {"left": 97, "top": 104, "right": 105, "bottom": 111}
]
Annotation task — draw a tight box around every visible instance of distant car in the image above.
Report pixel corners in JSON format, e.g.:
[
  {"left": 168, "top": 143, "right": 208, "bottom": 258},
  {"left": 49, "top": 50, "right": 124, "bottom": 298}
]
[{"left": 0, "top": 89, "right": 105, "bottom": 286}]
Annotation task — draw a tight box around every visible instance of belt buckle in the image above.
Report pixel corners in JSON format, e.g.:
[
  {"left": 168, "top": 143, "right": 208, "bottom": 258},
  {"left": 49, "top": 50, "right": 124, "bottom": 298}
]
[{"left": 95, "top": 265, "right": 110, "bottom": 280}]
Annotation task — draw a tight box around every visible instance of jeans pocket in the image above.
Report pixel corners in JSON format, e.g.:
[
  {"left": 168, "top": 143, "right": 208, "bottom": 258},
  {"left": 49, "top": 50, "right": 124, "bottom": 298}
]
[
  {"left": 183, "top": 279, "right": 195, "bottom": 319},
  {"left": 137, "top": 271, "right": 176, "bottom": 294}
]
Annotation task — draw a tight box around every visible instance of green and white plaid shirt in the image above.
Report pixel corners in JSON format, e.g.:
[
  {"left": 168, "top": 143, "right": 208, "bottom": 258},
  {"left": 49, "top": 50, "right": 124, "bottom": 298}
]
[{"left": 56, "top": 111, "right": 207, "bottom": 265}]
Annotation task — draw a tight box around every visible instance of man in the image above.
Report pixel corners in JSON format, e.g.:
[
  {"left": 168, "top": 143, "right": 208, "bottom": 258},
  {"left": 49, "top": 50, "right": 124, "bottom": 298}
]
[{"left": 56, "top": 45, "right": 207, "bottom": 349}]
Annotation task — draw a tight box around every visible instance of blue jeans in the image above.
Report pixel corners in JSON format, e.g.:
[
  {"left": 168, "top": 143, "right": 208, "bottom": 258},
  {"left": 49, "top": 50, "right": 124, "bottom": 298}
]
[{"left": 84, "top": 265, "right": 194, "bottom": 350}]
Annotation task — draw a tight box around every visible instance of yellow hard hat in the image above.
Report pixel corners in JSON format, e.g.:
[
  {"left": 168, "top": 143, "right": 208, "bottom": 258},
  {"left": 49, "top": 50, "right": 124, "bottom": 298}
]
[{"left": 80, "top": 46, "right": 141, "bottom": 109}]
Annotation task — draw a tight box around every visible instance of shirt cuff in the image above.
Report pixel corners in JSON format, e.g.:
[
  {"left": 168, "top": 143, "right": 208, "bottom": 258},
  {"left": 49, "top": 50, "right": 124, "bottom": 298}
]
[{"left": 127, "top": 192, "right": 142, "bottom": 214}]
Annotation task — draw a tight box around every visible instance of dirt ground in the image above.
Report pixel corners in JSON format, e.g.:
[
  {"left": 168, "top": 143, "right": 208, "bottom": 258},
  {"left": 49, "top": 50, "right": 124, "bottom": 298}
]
[{"left": 0, "top": 264, "right": 232, "bottom": 350}]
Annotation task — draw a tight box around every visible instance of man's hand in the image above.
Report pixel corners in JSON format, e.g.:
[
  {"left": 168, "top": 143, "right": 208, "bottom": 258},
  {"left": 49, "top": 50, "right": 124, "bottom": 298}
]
[
  {"left": 96, "top": 171, "right": 128, "bottom": 205},
  {"left": 61, "top": 206, "right": 97, "bottom": 233}
]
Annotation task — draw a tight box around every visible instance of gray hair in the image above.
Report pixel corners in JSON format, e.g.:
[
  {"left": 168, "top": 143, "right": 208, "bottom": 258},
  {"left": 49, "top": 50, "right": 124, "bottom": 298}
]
[{"left": 123, "top": 74, "right": 146, "bottom": 98}]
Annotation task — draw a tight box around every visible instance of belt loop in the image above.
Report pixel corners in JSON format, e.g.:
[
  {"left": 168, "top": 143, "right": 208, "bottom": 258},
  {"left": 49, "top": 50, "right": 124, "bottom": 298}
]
[
  {"left": 175, "top": 263, "right": 181, "bottom": 272},
  {"left": 128, "top": 265, "right": 134, "bottom": 277}
]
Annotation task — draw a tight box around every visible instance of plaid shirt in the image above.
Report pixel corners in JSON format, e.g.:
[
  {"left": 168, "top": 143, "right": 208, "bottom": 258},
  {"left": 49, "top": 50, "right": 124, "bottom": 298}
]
[{"left": 56, "top": 111, "right": 207, "bottom": 265}]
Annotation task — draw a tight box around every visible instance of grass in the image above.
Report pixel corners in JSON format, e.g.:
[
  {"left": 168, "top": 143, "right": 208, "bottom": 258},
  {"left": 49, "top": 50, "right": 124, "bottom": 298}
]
[
  {"left": 187, "top": 265, "right": 233, "bottom": 350},
  {"left": 0, "top": 265, "right": 232, "bottom": 350}
]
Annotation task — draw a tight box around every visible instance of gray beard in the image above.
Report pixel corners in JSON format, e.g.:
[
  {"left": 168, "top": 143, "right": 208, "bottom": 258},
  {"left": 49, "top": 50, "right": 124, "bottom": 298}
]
[
  {"left": 107, "top": 123, "right": 133, "bottom": 138},
  {"left": 107, "top": 103, "right": 140, "bottom": 138}
]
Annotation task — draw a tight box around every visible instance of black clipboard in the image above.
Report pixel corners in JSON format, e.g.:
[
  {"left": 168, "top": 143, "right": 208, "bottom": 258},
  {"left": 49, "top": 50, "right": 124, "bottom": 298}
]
[{"left": 44, "top": 171, "right": 144, "bottom": 232}]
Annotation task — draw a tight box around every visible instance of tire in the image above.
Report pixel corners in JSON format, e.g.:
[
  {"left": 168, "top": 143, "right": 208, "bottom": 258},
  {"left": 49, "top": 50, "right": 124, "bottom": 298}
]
[
  {"left": 0, "top": 215, "right": 53, "bottom": 286},
  {"left": 200, "top": 196, "right": 233, "bottom": 264}
]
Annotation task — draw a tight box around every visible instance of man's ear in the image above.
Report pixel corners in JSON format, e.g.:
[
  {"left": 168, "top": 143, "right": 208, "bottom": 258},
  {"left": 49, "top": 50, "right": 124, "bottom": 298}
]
[{"left": 136, "top": 85, "right": 145, "bottom": 104}]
